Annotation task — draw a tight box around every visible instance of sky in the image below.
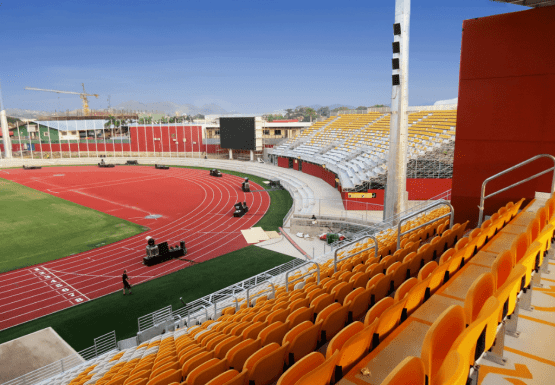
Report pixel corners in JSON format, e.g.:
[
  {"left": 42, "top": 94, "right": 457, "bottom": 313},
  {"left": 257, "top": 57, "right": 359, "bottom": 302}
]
[{"left": 0, "top": 0, "right": 524, "bottom": 114}]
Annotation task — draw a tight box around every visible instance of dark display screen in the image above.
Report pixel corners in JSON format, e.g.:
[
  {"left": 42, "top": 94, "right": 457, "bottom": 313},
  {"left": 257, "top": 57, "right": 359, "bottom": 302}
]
[{"left": 219, "top": 117, "right": 256, "bottom": 150}]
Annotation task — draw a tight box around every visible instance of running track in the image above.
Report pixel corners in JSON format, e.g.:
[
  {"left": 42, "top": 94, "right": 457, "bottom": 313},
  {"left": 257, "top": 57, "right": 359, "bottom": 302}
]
[{"left": 0, "top": 166, "right": 270, "bottom": 331}]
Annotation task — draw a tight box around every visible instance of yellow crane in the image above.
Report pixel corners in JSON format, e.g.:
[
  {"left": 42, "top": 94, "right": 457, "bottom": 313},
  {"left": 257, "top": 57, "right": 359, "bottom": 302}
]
[{"left": 25, "top": 83, "right": 99, "bottom": 115}]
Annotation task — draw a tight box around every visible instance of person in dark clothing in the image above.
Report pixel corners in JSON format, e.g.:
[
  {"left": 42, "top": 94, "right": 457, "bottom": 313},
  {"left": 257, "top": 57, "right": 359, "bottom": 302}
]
[{"left": 122, "top": 270, "right": 132, "bottom": 295}]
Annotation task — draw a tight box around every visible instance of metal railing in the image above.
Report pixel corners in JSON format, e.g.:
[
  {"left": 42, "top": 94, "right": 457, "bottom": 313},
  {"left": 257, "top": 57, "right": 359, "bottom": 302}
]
[
  {"left": 138, "top": 305, "right": 172, "bottom": 332},
  {"left": 285, "top": 262, "right": 321, "bottom": 292},
  {"left": 396, "top": 200, "right": 454, "bottom": 250},
  {"left": 334, "top": 235, "right": 379, "bottom": 273},
  {"left": 246, "top": 281, "right": 276, "bottom": 306},
  {"left": 478, "top": 154, "right": 555, "bottom": 227}
]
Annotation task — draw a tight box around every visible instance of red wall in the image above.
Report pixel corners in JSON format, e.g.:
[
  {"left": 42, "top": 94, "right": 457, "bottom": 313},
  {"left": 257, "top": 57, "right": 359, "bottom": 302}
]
[
  {"left": 129, "top": 125, "right": 204, "bottom": 153},
  {"left": 451, "top": 6, "right": 555, "bottom": 226},
  {"left": 277, "top": 157, "right": 289, "bottom": 168},
  {"left": 406, "top": 179, "right": 452, "bottom": 200},
  {"left": 293, "top": 159, "right": 299, "bottom": 170},
  {"left": 341, "top": 190, "right": 385, "bottom": 211}
]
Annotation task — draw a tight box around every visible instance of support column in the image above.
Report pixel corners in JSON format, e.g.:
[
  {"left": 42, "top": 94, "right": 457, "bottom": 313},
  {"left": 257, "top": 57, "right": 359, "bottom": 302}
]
[
  {"left": 250, "top": 150, "right": 254, "bottom": 161},
  {"left": 229, "top": 149, "right": 233, "bottom": 160},
  {"left": 384, "top": 0, "right": 411, "bottom": 221},
  {"left": 0, "top": 81, "right": 12, "bottom": 159}
]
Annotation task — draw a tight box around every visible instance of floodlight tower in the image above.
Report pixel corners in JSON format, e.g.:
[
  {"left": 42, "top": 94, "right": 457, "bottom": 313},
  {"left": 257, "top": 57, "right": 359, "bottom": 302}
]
[
  {"left": 0, "top": 80, "right": 13, "bottom": 159},
  {"left": 384, "top": 0, "right": 411, "bottom": 221}
]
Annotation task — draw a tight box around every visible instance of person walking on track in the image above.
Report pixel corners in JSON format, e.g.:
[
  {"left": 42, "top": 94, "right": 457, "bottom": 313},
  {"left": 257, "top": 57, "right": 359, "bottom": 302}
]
[{"left": 123, "top": 270, "right": 132, "bottom": 295}]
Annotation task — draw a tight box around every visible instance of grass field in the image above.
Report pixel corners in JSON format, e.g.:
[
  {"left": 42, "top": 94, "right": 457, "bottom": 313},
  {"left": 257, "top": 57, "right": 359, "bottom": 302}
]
[
  {"left": 0, "top": 178, "right": 147, "bottom": 273},
  {"left": 0, "top": 246, "right": 294, "bottom": 351},
  {"left": 0, "top": 164, "right": 295, "bottom": 351}
]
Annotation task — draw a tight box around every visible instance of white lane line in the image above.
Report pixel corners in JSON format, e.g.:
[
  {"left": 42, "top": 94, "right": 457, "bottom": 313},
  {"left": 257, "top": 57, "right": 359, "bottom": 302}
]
[{"left": 42, "top": 267, "right": 91, "bottom": 301}]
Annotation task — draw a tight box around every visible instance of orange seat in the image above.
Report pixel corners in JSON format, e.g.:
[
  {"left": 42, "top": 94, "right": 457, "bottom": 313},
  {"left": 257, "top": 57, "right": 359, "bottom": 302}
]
[
  {"left": 420, "top": 305, "right": 466, "bottom": 382},
  {"left": 276, "top": 352, "right": 324, "bottom": 385},
  {"left": 372, "top": 298, "right": 407, "bottom": 348},
  {"left": 311, "top": 293, "right": 335, "bottom": 315},
  {"left": 380, "top": 356, "right": 425, "bottom": 385},
  {"left": 282, "top": 320, "right": 322, "bottom": 366},
  {"left": 214, "top": 336, "right": 242, "bottom": 360},
  {"left": 394, "top": 277, "right": 418, "bottom": 302},
  {"left": 326, "top": 321, "right": 364, "bottom": 359},
  {"left": 368, "top": 274, "right": 390, "bottom": 306},
  {"left": 364, "top": 296, "right": 394, "bottom": 327},
  {"left": 491, "top": 250, "right": 514, "bottom": 290},
  {"left": 146, "top": 369, "right": 182, "bottom": 385},
  {"left": 332, "top": 320, "right": 378, "bottom": 381},
  {"left": 294, "top": 350, "right": 340, "bottom": 385},
  {"left": 432, "top": 350, "right": 467, "bottom": 385},
  {"left": 286, "top": 306, "right": 314, "bottom": 329},
  {"left": 418, "top": 261, "right": 437, "bottom": 281},
  {"left": 315, "top": 302, "right": 348, "bottom": 343},
  {"left": 184, "top": 358, "right": 227, "bottom": 385},
  {"left": 266, "top": 308, "right": 290, "bottom": 324},
  {"left": 288, "top": 297, "right": 310, "bottom": 312},
  {"left": 331, "top": 281, "right": 354, "bottom": 305},
  {"left": 258, "top": 321, "right": 289, "bottom": 347},
  {"left": 205, "top": 369, "right": 248, "bottom": 385},
  {"left": 241, "top": 322, "right": 267, "bottom": 340},
  {"left": 243, "top": 342, "right": 289, "bottom": 385},
  {"left": 346, "top": 287, "right": 372, "bottom": 322},
  {"left": 225, "top": 338, "right": 261, "bottom": 371}
]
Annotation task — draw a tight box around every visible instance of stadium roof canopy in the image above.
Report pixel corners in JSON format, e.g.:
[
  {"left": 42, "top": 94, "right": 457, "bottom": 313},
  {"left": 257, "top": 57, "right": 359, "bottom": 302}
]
[
  {"left": 490, "top": 0, "right": 555, "bottom": 6},
  {"left": 33, "top": 120, "right": 108, "bottom": 132}
]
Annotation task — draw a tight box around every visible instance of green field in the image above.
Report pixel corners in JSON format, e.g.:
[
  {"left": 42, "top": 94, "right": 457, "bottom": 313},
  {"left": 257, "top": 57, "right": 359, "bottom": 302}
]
[
  {"left": 0, "top": 246, "right": 294, "bottom": 351},
  {"left": 0, "top": 164, "right": 294, "bottom": 351},
  {"left": 0, "top": 178, "right": 147, "bottom": 273}
]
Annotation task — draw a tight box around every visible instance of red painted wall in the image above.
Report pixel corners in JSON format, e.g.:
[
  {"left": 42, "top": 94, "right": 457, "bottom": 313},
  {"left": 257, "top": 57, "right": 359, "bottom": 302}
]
[
  {"left": 277, "top": 157, "right": 289, "bottom": 168},
  {"left": 406, "top": 179, "right": 452, "bottom": 200},
  {"left": 341, "top": 190, "right": 385, "bottom": 211},
  {"left": 129, "top": 125, "right": 203, "bottom": 153},
  {"left": 293, "top": 159, "right": 299, "bottom": 170},
  {"left": 452, "top": 6, "right": 555, "bottom": 226}
]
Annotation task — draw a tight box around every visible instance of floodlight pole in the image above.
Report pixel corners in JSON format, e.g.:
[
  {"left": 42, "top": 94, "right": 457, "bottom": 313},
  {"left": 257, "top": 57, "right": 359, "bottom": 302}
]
[
  {"left": 0, "top": 80, "right": 13, "bottom": 158},
  {"left": 384, "top": 0, "right": 411, "bottom": 222}
]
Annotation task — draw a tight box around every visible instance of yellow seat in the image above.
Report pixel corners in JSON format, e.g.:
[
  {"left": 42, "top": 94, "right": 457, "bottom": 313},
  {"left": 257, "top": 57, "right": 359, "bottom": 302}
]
[
  {"left": 420, "top": 305, "right": 466, "bottom": 382},
  {"left": 277, "top": 352, "right": 324, "bottom": 385},
  {"left": 243, "top": 342, "right": 289, "bottom": 385},
  {"left": 380, "top": 356, "right": 425, "bottom": 385},
  {"left": 283, "top": 320, "right": 322, "bottom": 366},
  {"left": 432, "top": 350, "right": 467, "bottom": 385}
]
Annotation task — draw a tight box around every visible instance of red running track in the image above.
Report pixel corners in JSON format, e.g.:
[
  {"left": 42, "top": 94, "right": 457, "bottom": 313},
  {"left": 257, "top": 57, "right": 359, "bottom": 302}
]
[{"left": 0, "top": 166, "right": 270, "bottom": 331}]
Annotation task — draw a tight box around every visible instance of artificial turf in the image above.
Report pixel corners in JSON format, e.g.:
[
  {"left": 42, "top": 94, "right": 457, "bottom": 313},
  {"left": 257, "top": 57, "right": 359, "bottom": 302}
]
[
  {"left": 0, "top": 246, "right": 294, "bottom": 351},
  {"left": 0, "top": 164, "right": 295, "bottom": 351},
  {"left": 0, "top": 178, "right": 147, "bottom": 273}
]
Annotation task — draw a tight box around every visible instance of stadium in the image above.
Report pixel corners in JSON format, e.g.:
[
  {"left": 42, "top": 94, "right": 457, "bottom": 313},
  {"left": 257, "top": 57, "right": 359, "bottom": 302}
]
[{"left": 1, "top": 1, "right": 555, "bottom": 385}]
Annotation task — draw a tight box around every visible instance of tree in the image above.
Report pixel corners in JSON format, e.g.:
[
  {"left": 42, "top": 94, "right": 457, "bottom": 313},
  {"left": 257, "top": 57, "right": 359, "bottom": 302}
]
[
  {"left": 304, "top": 107, "right": 317, "bottom": 122},
  {"left": 356, "top": 106, "right": 367, "bottom": 110},
  {"left": 317, "top": 106, "right": 330, "bottom": 117}
]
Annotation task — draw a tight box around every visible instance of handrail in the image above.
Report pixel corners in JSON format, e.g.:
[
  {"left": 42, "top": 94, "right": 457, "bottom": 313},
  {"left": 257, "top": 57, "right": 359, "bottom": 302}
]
[
  {"left": 478, "top": 154, "right": 555, "bottom": 227},
  {"left": 334, "top": 235, "right": 379, "bottom": 273},
  {"left": 285, "top": 262, "right": 321, "bottom": 292},
  {"left": 246, "top": 281, "right": 275, "bottom": 307},
  {"left": 213, "top": 293, "right": 239, "bottom": 319},
  {"left": 187, "top": 303, "right": 210, "bottom": 326},
  {"left": 397, "top": 200, "right": 454, "bottom": 250}
]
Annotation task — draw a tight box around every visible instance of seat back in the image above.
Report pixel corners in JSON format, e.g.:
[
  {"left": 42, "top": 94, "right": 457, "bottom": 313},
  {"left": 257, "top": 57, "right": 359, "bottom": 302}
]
[
  {"left": 205, "top": 369, "right": 248, "bottom": 385},
  {"left": 527, "top": 217, "right": 541, "bottom": 244},
  {"left": 284, "top": 320, "right": 322, "bottom": 365},
  {"left": 431, "top": 350, "right": 466, "bottom": 385},
  {"left": 336, "top": 320, "right": 378, "bottom": 378},
  {"left": 244, "top": 342, "right": 289, "bottom": 385},
  {"left": 296, "top": 350, "right": 340, "bottom": 385},
  {"left": 267, "top": 308, "right": 290, "bottom": 324},
  {"left": 316, "top": 302, "right": 348, "bottom": 343},
  {"left": 379, "top": 356, "right": 425, "bottom": 385},
  {"left": 225, "top": 338, "right": 260, "bottom": 371},
  {"left": 491, "top": 250, "right": 514, "bottom": 290},
  {"left": 420, "top": 305, "right": 466, "bottom": 381},
  {"left": 418, "top": 261, "right": 438, "bottom": 281},
  {"left": 394, "top": 277, "right": 418, "bottom": 302},
  {"left": 439, "top": 249, "right": 456, "bottom": 266},
  {"left": 404, "top": 278, "right": 430, "bottom": 317},
  {"left": 289, "top": 297, "right": 310, "bottom": 312},
  {"left": 311, "top": 293, "right": 335, "bottom": 315},
  {"left": 332, "top": 281, "right": 354, "bottom": 305},
  {"left": 373, "top": 298, "right": 407, "bottom": 346},
  {"left": 347, "top": 288, "right": 372, "bottom": 321},
  {"left": 369, "top": 274, "right": 390, "bottom": 306},
  {"left": 364, "top": 296, "right": 394, "bottom": 327},
  {"left": 286, "top": 306, "right": 313, "bottom": 329},
  {"left": 186, "top": 358, "right": 227, "bottom": 385},
  {"left": 276, "top": 352, "right": 325, "bottom": 385},
  {"left": 241, "top": 322, "right": 267, "bottom": 340},
  {"left": 259, "top": 321, "right": 289, "bottom": 347},
  {"left": 511, "top": 233, "right": 529, "bottom": 264},
  {"left": 326, "top": 321, "right": 364, "bottom": 358},
  {"left": 214, "top": 336, "right": 242, "bottom": 360}
]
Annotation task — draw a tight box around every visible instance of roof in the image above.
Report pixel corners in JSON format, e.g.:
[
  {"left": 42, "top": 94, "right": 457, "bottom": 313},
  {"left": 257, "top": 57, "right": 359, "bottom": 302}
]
[
  {"left": 33, "top": 120, "right": 109, "bottom": 132},
  {"left": 490, "top": 0, "right": 555, "bottom": 6}
]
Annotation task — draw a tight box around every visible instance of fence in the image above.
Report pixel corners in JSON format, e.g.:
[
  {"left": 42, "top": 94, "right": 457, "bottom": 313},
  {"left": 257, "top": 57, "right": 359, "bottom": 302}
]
[
  {"left": 137, "top": 305, "right": 172, "bottom": 332},
  {"left": 3, "top": 331, "right": 116, "bottom": 385}
]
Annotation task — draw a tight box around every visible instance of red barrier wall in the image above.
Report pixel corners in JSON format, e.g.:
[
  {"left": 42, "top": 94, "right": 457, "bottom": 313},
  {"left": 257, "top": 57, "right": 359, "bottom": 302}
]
[
  {"left": 451, "top": 6, "right": 555, "bottom": 226},
  {"left": 341, "top": 190, "right": 385, "bottom": 211},
  {"left": 293, "top": 159, "right": 299, "bottom": 171},
  {"left": 406, "top": 179, "right": 452, "bottom": 200},
  {"left": 277, "top": 157, "right": 289, "bottom": 168},
  {"left": 129, "top": 125, "right": 203, "bottom": 153}
]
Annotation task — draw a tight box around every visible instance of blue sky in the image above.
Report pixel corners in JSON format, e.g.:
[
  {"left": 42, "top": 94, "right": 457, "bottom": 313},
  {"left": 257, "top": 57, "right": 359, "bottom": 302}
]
[{"left": 0, "top": 0, "right": 523, "bottom": 114}]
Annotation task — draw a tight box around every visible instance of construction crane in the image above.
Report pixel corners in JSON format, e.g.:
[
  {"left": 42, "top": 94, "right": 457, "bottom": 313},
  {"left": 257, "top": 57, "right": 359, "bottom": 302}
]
[{"left": 25, "top": 83, "right": 99, "bottom": 115}]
